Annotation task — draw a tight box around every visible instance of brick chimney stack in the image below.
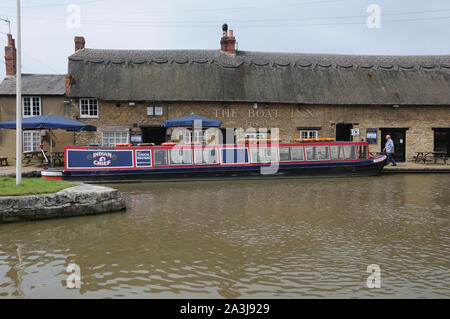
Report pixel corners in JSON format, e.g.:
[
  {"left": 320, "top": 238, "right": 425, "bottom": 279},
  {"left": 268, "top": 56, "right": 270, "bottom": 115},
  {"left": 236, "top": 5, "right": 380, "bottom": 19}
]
[
  {"left": 220, "top": 24, "right": 236, "bottom": 55},
  {"left": 74, "top": 36, "right": 85, "bottom": 52},
  {"left": 4, "top": 34, "right": 17, "bottom": 76},
  {"left": 65, "top": 74, "right": 71, "bottom": 95}
]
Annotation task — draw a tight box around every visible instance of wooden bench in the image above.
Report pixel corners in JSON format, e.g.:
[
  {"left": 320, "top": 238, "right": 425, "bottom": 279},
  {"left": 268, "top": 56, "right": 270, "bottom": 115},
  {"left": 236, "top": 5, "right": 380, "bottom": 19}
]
[{"left": 0, "top": 157, "right": 8, "bottom": 166}]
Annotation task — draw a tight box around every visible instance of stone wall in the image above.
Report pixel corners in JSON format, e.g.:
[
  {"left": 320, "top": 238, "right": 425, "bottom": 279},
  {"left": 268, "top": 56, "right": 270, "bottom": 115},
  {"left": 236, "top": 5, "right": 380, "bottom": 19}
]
[
  {"left": 0, "top": 184, "right": 126, "bottom": 224},
  {"left": 68, "top": 99, "right": 450, "bottom": 161}
]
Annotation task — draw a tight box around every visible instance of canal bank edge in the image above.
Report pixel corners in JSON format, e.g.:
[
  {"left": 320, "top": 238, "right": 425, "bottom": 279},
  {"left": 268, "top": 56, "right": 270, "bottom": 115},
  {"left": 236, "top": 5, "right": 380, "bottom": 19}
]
[{"left": 0, "top": 184, "right": 126, "bottom": 224}]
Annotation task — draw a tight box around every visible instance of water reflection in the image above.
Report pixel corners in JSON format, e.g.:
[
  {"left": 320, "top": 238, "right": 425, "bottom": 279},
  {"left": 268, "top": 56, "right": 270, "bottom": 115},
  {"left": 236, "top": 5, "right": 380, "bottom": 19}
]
[{"left": 0, "top": 174, "right": 449, "bottom": 298}]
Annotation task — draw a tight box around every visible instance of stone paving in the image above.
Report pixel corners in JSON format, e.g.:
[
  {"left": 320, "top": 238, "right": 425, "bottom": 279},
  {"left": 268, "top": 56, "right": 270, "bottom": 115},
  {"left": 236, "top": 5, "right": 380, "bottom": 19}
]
[{"left": 383, "top": 161, "right": 450, "bottom": 172}]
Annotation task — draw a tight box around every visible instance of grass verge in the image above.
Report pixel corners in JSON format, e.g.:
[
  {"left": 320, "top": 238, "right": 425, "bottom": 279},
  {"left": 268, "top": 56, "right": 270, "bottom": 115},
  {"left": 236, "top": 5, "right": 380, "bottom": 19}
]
[{"left": 0, "top": 177, "right": 78, "bottom": 197}]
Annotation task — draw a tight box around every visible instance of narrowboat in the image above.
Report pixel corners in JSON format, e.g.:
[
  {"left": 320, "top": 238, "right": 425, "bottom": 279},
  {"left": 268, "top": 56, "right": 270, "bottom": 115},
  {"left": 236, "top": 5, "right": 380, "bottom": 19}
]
[{"left": 41, "top": 140, "right": 386, "bottom": 183}]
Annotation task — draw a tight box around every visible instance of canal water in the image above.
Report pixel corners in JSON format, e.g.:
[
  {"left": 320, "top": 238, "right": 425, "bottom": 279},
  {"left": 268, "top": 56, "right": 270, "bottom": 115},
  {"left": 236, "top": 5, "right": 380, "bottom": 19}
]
[{"left": 0, "top": 174, "right": 449, "bottom": 298}]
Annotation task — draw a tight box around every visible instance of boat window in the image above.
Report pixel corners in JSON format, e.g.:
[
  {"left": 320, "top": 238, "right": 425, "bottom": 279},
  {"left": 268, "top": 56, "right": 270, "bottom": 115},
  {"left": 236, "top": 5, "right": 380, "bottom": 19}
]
[
  {"left": 194, "top": 147, "right": 219, "bottom": 165},
  {"left": 169, "top": 148, "right": 193, "bottom": 165},
  {"left": 279, "top": 147, "right": 291, "bottom": 162},
  {"left": 330, "top": 145, "right": 344, "bottom": 160},
  {"left": 343, "top": 145, "right": 357, "bottom": 160},
  {"left": 221, "top": 148, "right": 249, "bottom": 164},
  {"left": 153, "top": 149, "right": 167, "bottom": 167},
  {"left": 305, "top": 146, "right": 330, "bottom": 161},
  {"left": 290, "top": 146, "right": 304, "bottom": 161},
  {"left": 250, "top": 147, "right": 275, "bottom": 163},
  {"left": 358, "top": 145, "right": 368, "bottom": 159}
]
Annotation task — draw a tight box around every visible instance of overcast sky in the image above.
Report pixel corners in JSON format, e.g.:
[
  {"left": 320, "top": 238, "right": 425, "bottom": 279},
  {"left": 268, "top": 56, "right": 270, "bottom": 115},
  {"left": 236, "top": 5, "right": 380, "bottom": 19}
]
[{"left": 0, "top": 0, "right": 449, "bottom": 80}]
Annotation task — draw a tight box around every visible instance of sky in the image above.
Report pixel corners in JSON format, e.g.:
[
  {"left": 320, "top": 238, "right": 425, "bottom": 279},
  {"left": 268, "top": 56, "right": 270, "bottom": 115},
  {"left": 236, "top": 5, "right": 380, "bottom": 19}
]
[{"left": 0, "top": 0, "right": 449, "bottom": 80}]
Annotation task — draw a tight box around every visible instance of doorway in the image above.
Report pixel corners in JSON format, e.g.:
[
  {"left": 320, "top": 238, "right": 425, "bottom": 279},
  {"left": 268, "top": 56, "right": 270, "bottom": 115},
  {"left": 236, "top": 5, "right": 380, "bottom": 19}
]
[
  {"left": 336, "top": 123, "right": 353, "bottom": 141},
  {"left": 380, "top": 128, "right": 407, "bottom": 162},
  {"left": 141, "top": 126, "right": 167, "bottom": 145},
  {"left": 434, "top": 128, "right": 450, "bottom": 156}
]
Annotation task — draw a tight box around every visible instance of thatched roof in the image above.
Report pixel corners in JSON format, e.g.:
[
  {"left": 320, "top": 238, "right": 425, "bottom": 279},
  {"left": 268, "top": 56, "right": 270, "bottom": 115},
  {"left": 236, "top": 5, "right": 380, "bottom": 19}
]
[
  {"left": 0, "top": 74, "right": 66, "bottom": 96},
  {"left": 68, "top": 49, "right": 450, "bottom": 105}
]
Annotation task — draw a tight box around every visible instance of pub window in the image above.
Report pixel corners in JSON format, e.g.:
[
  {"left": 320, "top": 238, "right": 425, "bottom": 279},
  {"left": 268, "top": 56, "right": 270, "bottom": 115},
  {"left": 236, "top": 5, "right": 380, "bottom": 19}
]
[
  {"left": 194, "top": 147, "right": 219, "bottom": 165},
  {"left": 434, "top": 129, "right": 449, "bottom": 156},
  {"left": 178, "top": 130, "right": 192, "bottom": 144},
  {"left": 169, "top": 148, "right": 193, "bottom": 165},
  {"left": 147, "top": 106, "right": 163, "bottom": 116},
  {"left": 300, "top": 130, "right": 318, "bottom": 139},
  {"left": 305, "top": 146, "right": 330, "bottom": 161},
  {"left": 102, "top": 131, "right": 129, "bottom": 147},
  {"left": 250, "top": 147, "right": 274, "bottom": 163},
  {"left": 290, "top": 146, "right": 304, "bottom": 161},
  {"left": 330, "top": 145, "right": 344, "bottom": 160},
  {"left": 193, "top": 130, "right": 204, "bottom": 144},
  {"left": 22, "top": 96, "right": 41, "bottom": 117},
  {"left": 80, "top": 98, "right": 98, "bottom": 118},
  {"left": 154, "top": 149, "right": 167, "bottom": 167},
  {"left": 343, "top": 145, "right": 357, "bottom": 160},
  {"left": 23, "top": 131, "right": 41, "bottom": 152},
  {"left": 279, "top": 147, "right": 291, "bottom": 162}
]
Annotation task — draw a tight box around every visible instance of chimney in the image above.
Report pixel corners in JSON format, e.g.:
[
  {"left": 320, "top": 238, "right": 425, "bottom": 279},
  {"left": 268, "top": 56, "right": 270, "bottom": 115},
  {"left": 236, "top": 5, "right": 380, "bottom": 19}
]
[
  {"left": 4, "top": 34, "right": 17, "bottom": 76},
  {"left": 74, "top": 36, "right": 85, "bottom": 52},
  {"left": 220, "top": 24, "right": 236, "bottom": 55},
  {"left": 65, "top": 74, "right": 71, "bottom": 95}
]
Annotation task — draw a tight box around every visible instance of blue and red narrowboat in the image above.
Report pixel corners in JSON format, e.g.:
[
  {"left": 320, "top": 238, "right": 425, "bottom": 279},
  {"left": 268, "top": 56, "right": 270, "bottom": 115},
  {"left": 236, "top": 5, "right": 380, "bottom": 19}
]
[{"left": 41, "top": 141, "right": 387, "bottom": 183}]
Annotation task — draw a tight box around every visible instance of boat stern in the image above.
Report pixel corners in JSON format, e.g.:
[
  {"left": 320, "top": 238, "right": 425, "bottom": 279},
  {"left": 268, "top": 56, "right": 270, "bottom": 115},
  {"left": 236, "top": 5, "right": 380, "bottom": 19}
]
[{"left": 41, "top": 169, "right": 63, "bottom": 180}]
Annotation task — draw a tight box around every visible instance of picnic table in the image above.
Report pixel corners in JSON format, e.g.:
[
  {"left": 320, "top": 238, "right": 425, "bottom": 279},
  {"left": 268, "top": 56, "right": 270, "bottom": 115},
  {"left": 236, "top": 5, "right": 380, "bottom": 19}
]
[
  {"left": 414, "top": 151, "right": 447, "bottom": 164},
  {"left": 50, "top": 152, "right": 65, "bottom": 166},
  {"left": 22, "top": 151, "right": 47, "bottom": 165},
  {"left": 0, "top": 156, "right": 8, "bottom": 166}
]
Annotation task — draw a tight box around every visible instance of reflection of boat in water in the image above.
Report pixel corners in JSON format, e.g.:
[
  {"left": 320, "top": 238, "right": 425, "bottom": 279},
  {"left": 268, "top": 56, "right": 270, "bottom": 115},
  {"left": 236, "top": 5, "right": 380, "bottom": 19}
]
[{"left": 41, "top": 141, "right": 386, "bottom": 183}]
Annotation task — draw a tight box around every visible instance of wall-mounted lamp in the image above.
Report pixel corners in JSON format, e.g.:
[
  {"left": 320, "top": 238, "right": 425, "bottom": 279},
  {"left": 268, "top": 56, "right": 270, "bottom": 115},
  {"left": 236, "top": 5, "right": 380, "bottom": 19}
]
[
  {"left": 129, "top": 102, "right": 136, "bottom": 106},
  {"left": 393, "top": 104, "right": 400, "bottom": 108},
  {"left": 253, "top": 103, "right": 258, "bottom": 110}
]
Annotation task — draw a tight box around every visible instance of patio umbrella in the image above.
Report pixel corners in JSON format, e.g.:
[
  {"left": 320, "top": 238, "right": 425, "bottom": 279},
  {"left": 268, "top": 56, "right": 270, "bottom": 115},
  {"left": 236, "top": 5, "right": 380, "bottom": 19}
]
[
  {"left": 162, "top": 114, "right": 222, "bottom": 127},
  {"left": 162, "top": 114, "right": 222, "bottom": 144},
  {"left": 0, "top": 114, "right": 96, "bottom": 166}
]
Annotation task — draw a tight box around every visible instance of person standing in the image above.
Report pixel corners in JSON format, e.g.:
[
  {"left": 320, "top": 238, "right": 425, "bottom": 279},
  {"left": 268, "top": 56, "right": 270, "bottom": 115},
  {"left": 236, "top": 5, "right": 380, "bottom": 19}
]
[{"left": 383, "top": 135, "right": 397, "bottom": 166}]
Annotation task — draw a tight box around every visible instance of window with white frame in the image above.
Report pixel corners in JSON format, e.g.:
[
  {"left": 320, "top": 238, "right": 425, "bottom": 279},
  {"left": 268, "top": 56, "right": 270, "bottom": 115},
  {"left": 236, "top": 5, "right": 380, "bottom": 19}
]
[
  {"left": 102, "top": 131, "right": 129, "bottom": 146},
  {"left": 80, "top": 98, "right": 99, "bottom": 118},
  {"left": 193, "top": 130, "right": 204, "bottom": 143},
  {"left": 180, "top": 130, "right": 192, "bottom": 143},
  {"left": 23, "top": 131, "right": 41, "bottom": 152},
  {"left": 300, "top": 130, "right": 318, "bottom": 139},
  {"left": 22, "top": 96, "right": 41, "bottom": 117}
]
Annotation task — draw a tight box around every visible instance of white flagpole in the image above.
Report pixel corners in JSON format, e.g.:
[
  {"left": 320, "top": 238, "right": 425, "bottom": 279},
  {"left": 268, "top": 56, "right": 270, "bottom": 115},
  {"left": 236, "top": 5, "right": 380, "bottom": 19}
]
[{"left": 16, "top": 0, "right": 22, "bottom": 185}]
